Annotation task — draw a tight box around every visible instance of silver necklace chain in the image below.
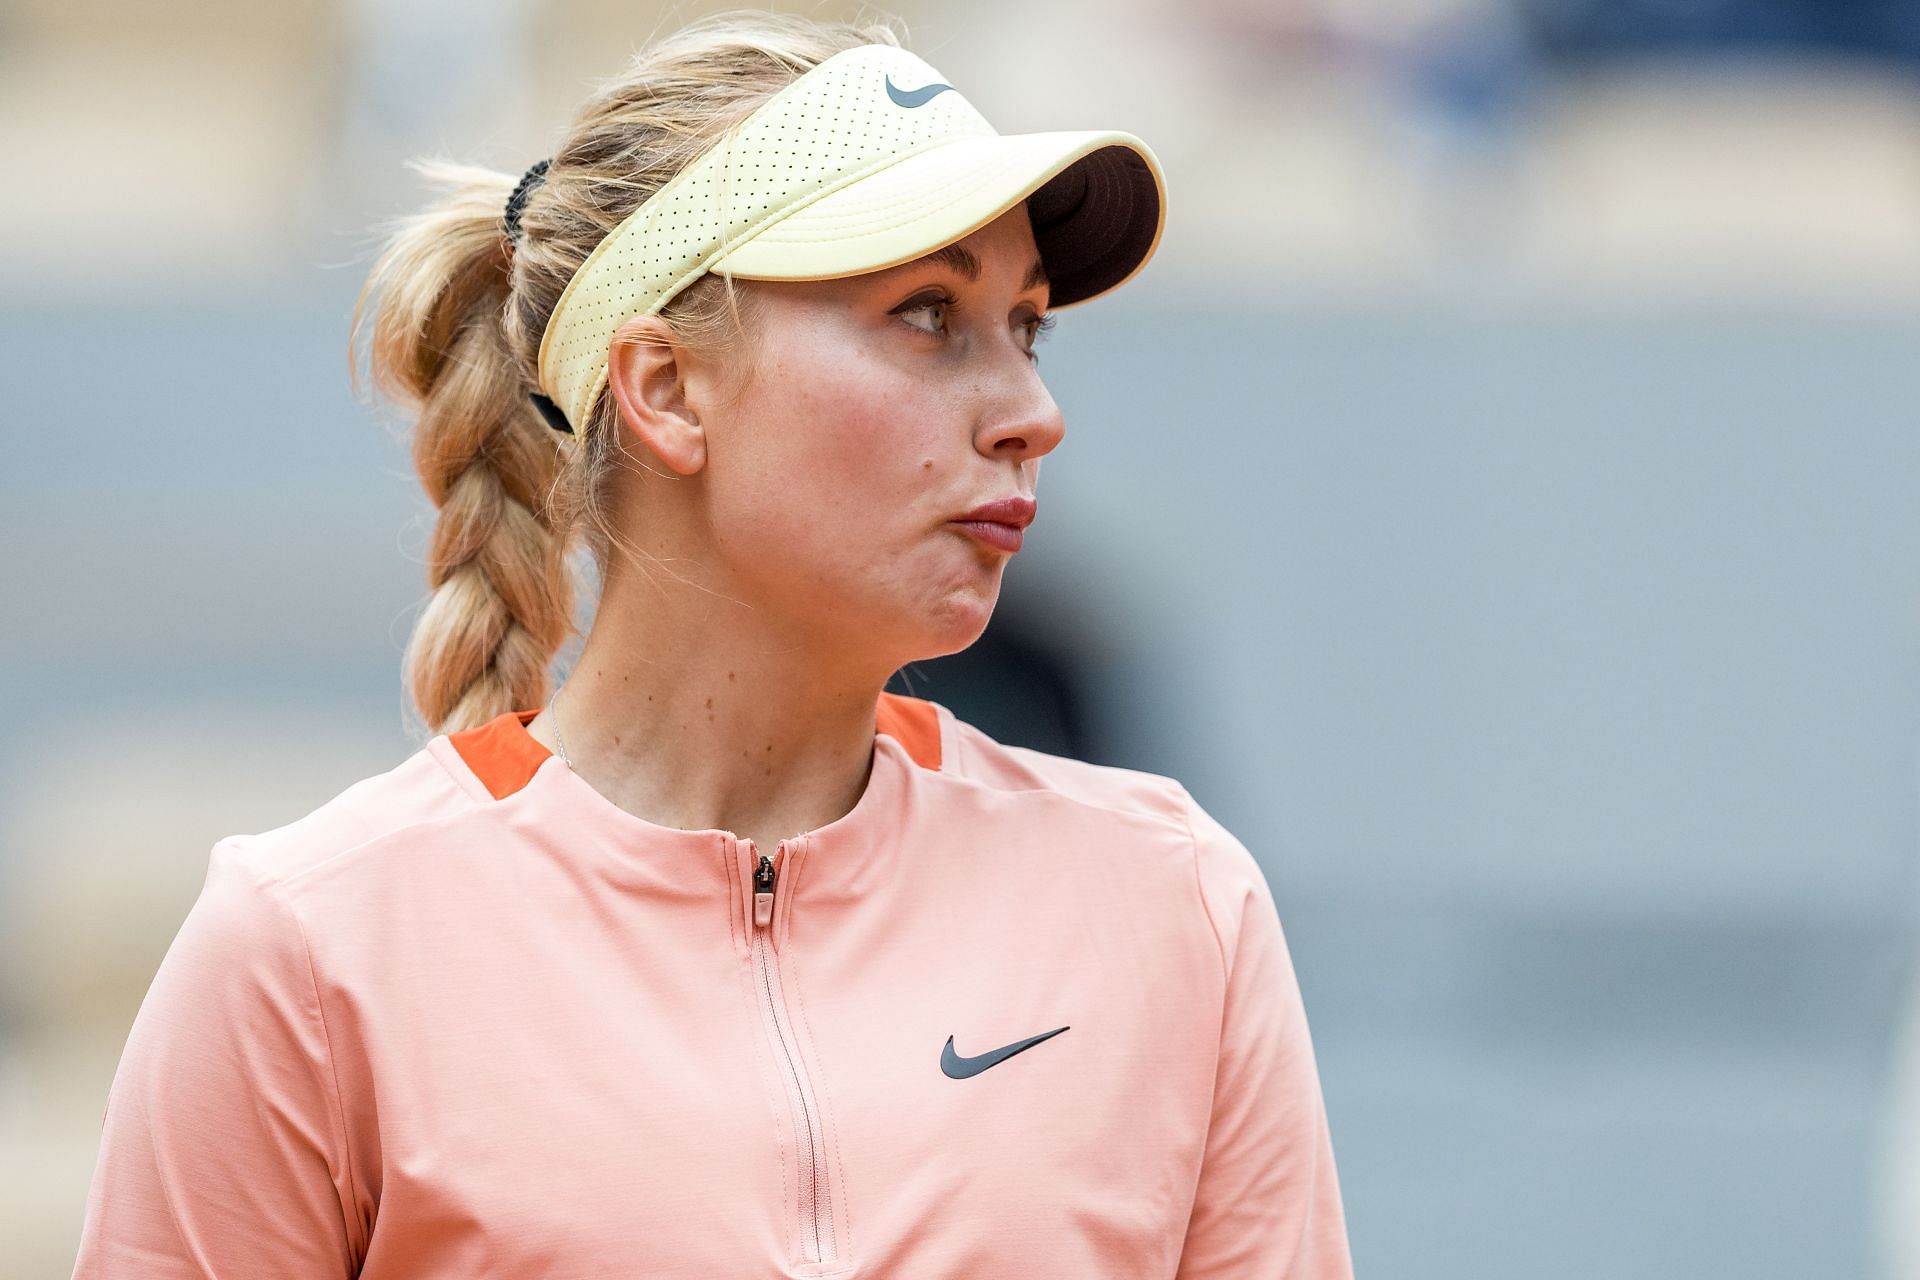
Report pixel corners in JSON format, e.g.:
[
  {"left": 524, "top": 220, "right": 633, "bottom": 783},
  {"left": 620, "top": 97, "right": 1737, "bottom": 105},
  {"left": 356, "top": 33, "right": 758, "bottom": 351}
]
[{"left": 549, "top": 686, "right": 573, "bottom": 769}]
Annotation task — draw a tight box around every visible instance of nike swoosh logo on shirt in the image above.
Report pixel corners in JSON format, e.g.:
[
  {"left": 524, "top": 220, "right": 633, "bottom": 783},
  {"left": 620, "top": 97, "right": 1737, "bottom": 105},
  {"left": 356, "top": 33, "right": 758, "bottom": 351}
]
[
  {"left": 886, "top": 76, "right": 954, "bottom": 108},
  {"left": 940, "top": 1026, "right": 1071, "bottom": 1079}
]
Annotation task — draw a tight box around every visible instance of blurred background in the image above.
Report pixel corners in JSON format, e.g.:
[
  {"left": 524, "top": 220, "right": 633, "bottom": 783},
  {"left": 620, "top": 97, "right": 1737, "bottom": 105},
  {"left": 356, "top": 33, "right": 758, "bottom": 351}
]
[{"left": 3, "top": 0, "right": 1919, "bottom": 1275}]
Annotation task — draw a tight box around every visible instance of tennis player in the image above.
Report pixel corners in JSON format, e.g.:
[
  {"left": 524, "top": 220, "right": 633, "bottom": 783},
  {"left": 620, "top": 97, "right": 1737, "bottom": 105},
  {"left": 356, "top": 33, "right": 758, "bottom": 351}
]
[{"left": 70, "top": 11, "right": 1353, "bottom": 1277}]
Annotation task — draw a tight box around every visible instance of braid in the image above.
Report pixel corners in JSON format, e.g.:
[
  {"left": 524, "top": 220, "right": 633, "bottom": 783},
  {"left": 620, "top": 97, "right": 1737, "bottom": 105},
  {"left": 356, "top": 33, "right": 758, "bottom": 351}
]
[
  {"left": 350, "top": 160, "right": 576, "bottom": 736},
  {"left": 405, "top": 281, "right": 574, "bottom": 733}
]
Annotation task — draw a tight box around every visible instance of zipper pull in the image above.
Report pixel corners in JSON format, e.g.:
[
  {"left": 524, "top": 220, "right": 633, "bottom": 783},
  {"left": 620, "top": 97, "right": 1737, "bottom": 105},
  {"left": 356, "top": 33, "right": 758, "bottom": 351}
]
[{"left": 753, "top": 849, "right": 777, "bottom": 929}]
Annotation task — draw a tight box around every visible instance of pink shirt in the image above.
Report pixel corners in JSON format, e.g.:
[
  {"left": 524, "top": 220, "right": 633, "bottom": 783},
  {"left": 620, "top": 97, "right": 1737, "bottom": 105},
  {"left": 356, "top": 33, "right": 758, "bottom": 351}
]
[{"left": 71, "top": 693, "right": 1352, "bottom": 1277}]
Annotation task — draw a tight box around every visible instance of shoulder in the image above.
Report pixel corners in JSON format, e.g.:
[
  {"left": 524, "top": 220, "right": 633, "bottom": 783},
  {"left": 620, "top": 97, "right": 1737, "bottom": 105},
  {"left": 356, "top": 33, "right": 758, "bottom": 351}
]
[
  {"left": 122, "top": 739, "right": 481, "bottom": 1054},
  {"left": 903, "top": 693, "right": 1255, "bottom": 876},
  {"left": 900, "top": 694, "right": 1272, "bottom": 968},
  {"left": 902, "top": 692, "right": 1190, "bottom": 825},
  {"left": 210, "top": 732, "right": 484, "bottom": 891}
]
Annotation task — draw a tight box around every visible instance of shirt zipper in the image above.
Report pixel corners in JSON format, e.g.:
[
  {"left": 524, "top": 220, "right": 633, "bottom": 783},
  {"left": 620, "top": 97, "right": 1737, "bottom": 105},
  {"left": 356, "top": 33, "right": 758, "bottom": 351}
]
[{"left": 747, "top": 838, "right": 839, "bottom": 1265}]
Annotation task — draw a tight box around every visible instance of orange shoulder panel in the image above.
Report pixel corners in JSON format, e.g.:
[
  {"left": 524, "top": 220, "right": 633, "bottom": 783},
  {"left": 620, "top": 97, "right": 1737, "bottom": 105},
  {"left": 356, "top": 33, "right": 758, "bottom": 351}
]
[
  {"left": 447, "top": 708, "right": 548, "bottom": 801},
  {"left": 875, "top": 691, "right": 943, "bottom": 771}
]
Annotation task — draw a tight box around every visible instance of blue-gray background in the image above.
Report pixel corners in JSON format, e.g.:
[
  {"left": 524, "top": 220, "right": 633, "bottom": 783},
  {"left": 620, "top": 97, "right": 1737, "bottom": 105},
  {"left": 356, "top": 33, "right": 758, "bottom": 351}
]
[{"left": 4, "top": 1, "right": 1919, "bottom": 1276}]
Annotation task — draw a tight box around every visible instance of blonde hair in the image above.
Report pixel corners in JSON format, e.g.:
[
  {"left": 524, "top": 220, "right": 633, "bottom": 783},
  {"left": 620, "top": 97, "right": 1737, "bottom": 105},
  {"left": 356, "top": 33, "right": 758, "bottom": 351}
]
[{"left": 350, "top": 11, "right": 904, "bottom": 737}]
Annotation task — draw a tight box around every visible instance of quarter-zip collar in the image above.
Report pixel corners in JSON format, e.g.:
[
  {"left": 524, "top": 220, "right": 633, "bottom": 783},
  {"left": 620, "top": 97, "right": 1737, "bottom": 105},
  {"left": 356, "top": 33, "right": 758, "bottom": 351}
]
[{"left": 446, "top": 707, "right": 925, "bottom": 950}]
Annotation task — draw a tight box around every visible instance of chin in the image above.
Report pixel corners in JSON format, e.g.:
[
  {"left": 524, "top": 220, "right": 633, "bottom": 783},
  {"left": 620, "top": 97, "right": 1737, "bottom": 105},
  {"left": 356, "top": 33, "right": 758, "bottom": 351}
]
[{"left": 918, "top": 593, "right": 998, "bottom": 658}]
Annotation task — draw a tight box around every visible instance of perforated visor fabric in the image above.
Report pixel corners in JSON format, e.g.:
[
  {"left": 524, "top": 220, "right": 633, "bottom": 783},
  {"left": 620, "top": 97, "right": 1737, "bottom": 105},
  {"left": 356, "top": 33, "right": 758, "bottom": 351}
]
[{"left": 534, "top": 43, "right": 1167, "bottom": 435}]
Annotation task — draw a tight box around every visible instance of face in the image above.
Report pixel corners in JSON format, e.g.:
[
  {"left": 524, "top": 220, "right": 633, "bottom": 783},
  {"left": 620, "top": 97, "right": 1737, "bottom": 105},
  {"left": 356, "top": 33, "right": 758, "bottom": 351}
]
[{"left": 681, "top": 202, "right": 1066, "bottom": 670}]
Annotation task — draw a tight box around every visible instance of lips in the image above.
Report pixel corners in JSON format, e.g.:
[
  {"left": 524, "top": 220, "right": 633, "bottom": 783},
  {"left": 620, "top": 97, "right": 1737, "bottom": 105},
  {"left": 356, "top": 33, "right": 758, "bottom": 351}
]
[
  {"left": 956, "top": 496, "right": 1036, "bottom": 528},
  {"left": 950, "top": 495, "right": 1035, "bottom": 553}
]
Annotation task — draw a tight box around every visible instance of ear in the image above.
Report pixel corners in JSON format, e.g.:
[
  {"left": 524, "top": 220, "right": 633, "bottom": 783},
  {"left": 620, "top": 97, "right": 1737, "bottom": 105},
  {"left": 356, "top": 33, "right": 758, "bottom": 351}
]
[{"left": 606, "top": 315, "right": 706, "bottom": 476}]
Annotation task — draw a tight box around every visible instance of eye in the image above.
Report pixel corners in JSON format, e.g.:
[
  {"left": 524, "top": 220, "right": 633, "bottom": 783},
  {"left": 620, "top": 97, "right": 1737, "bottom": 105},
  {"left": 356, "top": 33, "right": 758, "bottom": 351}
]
[
  {"left": 1019, "top": 312, "right": 1057, "bottom": 359},
  {"left": 890, "top": 291, "right": 1055, "bottom": 357},
  {"left": 894, "top": 291, "right": 952, "bottom": 336}
]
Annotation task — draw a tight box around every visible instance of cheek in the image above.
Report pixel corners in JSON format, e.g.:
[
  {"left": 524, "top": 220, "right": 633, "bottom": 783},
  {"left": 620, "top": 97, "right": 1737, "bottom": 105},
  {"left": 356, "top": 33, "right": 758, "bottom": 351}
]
[
  {"left": 713, "top": 335, "right": 954, "bottom": 568},
  {"left": 767, "top": 333, "right": 951, "bottom": 500}
]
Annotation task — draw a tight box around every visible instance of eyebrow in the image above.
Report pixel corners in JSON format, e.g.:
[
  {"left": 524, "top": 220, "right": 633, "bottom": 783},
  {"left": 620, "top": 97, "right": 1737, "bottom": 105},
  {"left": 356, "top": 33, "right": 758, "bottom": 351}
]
[{"left": 921, "top": 242, "right": 1051, "bottom": 294}]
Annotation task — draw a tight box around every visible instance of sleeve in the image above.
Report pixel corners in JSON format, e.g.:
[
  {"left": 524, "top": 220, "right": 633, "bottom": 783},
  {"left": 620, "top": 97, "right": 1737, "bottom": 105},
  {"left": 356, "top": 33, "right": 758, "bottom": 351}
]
[
  {"left": 1175, "top": 791, "right": 1354, "bottom": 1280},
  {"left": 70, "top": 838, "right": 361, "bottom": 1278}
]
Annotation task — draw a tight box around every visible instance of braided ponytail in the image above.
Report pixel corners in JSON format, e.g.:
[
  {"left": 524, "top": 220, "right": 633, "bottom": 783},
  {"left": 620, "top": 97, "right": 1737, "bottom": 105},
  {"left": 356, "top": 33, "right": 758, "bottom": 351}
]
[
  {"left": 350, "top": 158, "right": 576, "bottom": 736},
  {"left": 350, "top": 10, "right": 904, "bottom": 736}
]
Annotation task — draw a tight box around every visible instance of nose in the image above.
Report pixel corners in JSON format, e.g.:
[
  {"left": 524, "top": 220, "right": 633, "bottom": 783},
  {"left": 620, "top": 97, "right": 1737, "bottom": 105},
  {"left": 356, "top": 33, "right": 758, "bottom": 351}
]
[{"left": 974, "top": 361, "right": 1066, "bottom": 464}]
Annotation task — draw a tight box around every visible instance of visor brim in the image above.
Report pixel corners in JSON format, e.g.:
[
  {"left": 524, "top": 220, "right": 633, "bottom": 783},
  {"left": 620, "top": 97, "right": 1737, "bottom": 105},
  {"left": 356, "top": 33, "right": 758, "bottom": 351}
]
[{"left": 708, "top": 129, "right": 1165, "bottom": 308}]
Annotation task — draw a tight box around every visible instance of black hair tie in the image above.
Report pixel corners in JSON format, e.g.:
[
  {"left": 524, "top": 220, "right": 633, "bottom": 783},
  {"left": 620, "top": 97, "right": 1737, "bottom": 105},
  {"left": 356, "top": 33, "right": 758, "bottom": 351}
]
[
  {"left": 501, "top": 159, "right": 571, "bottom": 436},
  {"left": 503, "top": 157, "right": 551, "bottom": 246},
  {"left": 528, "top": 391, "right": 574, "bottom": 436}
]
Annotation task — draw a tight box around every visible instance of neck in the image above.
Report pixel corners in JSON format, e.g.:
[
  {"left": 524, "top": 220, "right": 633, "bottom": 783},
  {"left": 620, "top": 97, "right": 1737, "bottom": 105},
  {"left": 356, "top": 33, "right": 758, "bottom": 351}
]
[{"left": 524, "top": 593, "right": 890, "bottom": 853}]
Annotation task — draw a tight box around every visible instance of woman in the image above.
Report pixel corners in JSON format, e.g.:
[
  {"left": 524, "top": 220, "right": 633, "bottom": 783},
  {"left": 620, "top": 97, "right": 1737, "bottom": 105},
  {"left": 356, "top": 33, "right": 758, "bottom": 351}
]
[{"left": 71, "top": 11, "right": 1352, "bottom": 1277}]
